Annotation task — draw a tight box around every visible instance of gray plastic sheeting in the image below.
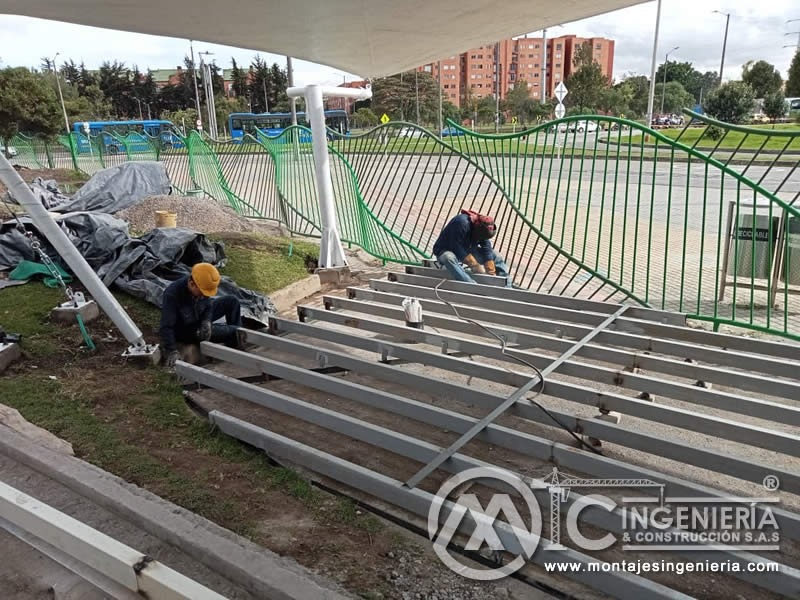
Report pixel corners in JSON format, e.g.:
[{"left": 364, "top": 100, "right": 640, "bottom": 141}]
[
  {"left": 7, "top": 162, "right": 170, "bottom": 213},
  {"left": 0, "top": 211, "right": 274, "bottom": 327}
]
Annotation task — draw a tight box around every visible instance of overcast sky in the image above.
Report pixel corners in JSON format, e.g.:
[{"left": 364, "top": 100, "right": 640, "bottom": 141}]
[{"left": 0, "top": 0, "right": 797, "bottom": 85}]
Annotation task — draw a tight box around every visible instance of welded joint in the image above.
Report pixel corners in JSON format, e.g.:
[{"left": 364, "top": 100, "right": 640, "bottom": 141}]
[
  {"left": 133, "top": 555, "right": 153, "bottom": 574},
  {"left": 297, "top": 306, "right": 307, "bottom": 322},
  {"left": 268, "top": 317, "right": 280, "bottom": 335},
  {"left": 323, "top": 298, "right": 333, "bottom": 311},
  {"left": 387, "top": 272, "right": 398, "bottom": 282},
  {"left": 316, "top": 352, "right": 329, "bottom": 368}
]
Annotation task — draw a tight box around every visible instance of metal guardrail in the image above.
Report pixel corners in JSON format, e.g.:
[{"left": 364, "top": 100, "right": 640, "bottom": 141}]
[{"left": 6, "top": 115, "right": 800, "bottom": 342}]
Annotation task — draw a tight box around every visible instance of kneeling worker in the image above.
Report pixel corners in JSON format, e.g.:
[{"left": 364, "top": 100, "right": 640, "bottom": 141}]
[
  {"left": 161, "top": 263, "right": 242, "bottom": 368},
  {"left": 432, "top": 209, "right": 511, "bottom": 285}
]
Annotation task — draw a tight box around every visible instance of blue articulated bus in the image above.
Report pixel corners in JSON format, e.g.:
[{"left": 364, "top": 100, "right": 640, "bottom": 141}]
[
  {"left": 73, "top": 120, "right": 182, "bottom": 153},
  {"left": 229, "top": 110, "right": 349, "bottom": 142}
]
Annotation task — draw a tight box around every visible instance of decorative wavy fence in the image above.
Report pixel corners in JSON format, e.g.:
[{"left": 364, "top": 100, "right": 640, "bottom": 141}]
[{"left": 5, "top": 111, "right": 800, "bottom": 341}]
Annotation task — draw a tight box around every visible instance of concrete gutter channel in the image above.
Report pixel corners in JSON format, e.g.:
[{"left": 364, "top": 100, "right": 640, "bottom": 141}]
[{"left": 0, "top": 424, "right": 352, "bottom": 600}]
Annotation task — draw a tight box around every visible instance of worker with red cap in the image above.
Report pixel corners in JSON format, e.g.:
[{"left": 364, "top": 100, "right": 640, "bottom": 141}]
[
  {"left": 432, "top": 210, "right": 511, "bottom": 285},
  {"left": 160, "top": 263, "right": 242, "bottom": 368}
]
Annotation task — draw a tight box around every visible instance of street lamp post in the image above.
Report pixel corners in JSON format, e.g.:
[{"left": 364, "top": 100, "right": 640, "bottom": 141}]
[
  {"left": 660, "top": 46, "right": 679, "bottom": 114},
  {"left": 189, "top": 40, "right": 202, "bottom": 131},
  {"left": 51, "top": 53, "right": 70, "bottom": 135},
  {"left": 645, "top": 0, "right": 663, "bottom": 129},
  {"left": 786, "top": 20, "right": 800, "bottom": 49},
  {"left": 134, "top": 97, "right": 143, "bottom": 120},
  {"left": 713, "top": 10, "right": 731, "bottom": 85}
]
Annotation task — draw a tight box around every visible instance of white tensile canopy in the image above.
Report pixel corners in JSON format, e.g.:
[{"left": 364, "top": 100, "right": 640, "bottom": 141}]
[{"left": 0, "top": 0, "right": 646, "bottom": 77}]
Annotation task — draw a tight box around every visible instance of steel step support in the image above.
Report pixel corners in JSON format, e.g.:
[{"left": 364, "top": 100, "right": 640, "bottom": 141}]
[
  {"left": 327, "top": 295, "right": 800, "bottom": 400},
  {"left": 175, "top": 361, "right": 799, "bottom": 597},
  {"left": 386, "top": 272, "right": 685, "bottom": 324},
  {"left": 239, "top": 326, "right": 800, "bottom": 540},
  {"left": 298, "top": 305, "right": 800, "bottom": 428},
  {"left": 207, "top": 409, "right": 695, "bottom": 600},
  {"left": 348, "top": 287, "right": 800, "bottom": 381},
  {"left": 232, "top": 329, "right": 800, "bottom": 495},
  {"left": 405, "top": 265, "right": 508, "bottom": 287},
  {"left": 371, "top": 278, "right": 800, "bottom": 363},
  {"left": 404, "top": 306, "right": 630, "bottom": 489},
  {"left": 237, "top": 328, "right": 800, "bottom": 459}
]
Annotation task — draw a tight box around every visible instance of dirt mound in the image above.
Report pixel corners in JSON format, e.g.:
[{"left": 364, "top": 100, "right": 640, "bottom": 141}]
[{"left": 116, "top": 195, "right": 282, "bottom": 235}]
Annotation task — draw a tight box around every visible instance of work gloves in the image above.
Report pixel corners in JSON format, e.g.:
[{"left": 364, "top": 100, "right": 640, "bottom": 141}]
[
  {"left": 485, "top": 259, "right": 496, "bottom": 276},
  {"left": 165, "top": 350, "right": 178, "bottom": 368},
  {"left": 463, "top": 254, "right": 486, "bottom": 274},
  {"left": 198, "top": 320, "right": 212, "bottom": 341}
]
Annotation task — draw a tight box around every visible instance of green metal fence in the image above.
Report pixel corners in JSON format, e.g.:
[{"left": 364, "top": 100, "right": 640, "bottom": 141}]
[{"left": 5, "top": 112, "right": 800, "bottom": 341}]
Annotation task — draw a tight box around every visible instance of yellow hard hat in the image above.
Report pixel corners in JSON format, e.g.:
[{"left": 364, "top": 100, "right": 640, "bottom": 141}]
[{"left": 191, "top": 263, "right": 220, "bottom": 296}]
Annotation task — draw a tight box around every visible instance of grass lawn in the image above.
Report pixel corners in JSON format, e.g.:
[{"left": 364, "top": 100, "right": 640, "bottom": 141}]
[
  {"left": 629, "top": 123, "right": 800, "bottom": 152},
  {"left": 0, "top": 233, "right": 412, "bottom": 597}
]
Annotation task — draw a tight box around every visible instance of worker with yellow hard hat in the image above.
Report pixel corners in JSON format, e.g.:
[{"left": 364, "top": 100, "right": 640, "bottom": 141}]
[{"left": 160, "top": 263, "right": 242, "bottom": 368}]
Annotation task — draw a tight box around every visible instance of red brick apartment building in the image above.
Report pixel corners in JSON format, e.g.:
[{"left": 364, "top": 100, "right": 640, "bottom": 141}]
[{"left": 416, "top": 34, "right": 614, "bottom": 108}]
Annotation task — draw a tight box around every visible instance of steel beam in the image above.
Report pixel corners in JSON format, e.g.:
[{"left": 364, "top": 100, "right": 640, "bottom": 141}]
[
  {"left": 405, "top": 265, "right": 508, "bottom": 287},
  {"left": 257, "top": 321, "right": 800, "bottom": 541},
  {"left": 347, "top": 287, "right": 800, "bottom": 380},
  {"left": 208, "top": 410, "right": 694, "bottom": 600},
  {"left": 239, "top": 328, "right": 800, "bottom": 458},
  {"left": 371, "top": 279, "right": 800, "bottom": 362},
  {"left": 385, "top": 272, "right": 685, "bottom": 324},
  {"left": 404, "top": 306, "right": 629, "bottom": 489},
  {"left": 233, "top": 328, "right": 799, "bottom": 495},
  {"left": 174, "top": 362, "right": 798, "bottom": 596},
  {"left": 299, "top": 305, "right": 800, "bottom": 427},
  {"left": 328, "top": 295, "right": 800, "bottom": 399}
]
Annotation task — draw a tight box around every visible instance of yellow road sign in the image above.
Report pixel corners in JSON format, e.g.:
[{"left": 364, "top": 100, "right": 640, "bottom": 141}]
[
  {"left": 511, "top": 116, "right": 518, "bottom": 124},
  {"left": 380, "top": 113, "right": 390, "bottom": 124}
]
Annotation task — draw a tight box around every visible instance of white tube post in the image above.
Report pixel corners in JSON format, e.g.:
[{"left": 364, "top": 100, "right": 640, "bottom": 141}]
[
  {"left": 287, "top": 84, "right": 372, "bottom": 269},
  {"left": 0, "top": 153, "right": 149, "bottom": 352}
]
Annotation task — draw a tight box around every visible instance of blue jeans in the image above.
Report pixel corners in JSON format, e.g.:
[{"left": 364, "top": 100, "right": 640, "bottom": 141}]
[{"left": 436, "top": 251, "right": 512, "bottom": 286}]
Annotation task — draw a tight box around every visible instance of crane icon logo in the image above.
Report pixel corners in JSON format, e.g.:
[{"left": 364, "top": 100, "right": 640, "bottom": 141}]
[{"left": 427, "top": 467, "right": 543, "bottom": 580}]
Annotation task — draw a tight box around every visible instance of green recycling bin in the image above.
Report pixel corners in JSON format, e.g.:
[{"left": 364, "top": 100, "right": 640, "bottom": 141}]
[
  {"left": 782, "top": 217, "right": 800, "bottom": 285},
  {"left": 727, "top": 202, "right": 779, "bottom": 280}
]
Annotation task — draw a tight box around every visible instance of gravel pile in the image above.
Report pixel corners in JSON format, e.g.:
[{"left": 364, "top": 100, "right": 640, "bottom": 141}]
[{"left": 116, "top": 194, "right": 277, "bottom": 235}]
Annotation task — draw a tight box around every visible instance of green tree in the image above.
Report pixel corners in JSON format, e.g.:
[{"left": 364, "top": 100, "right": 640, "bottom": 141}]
[
  {"left": 564, "top": 42, "right": 609, "bottom": 112},
  {"left": 460, "top": 85, "right": 479, "bottom": 124},
  {"left": 248, "top": 56, "right": 270, "bottom": 113},
  {"left": 97, "top": 60, "right": 136, "bottom": 117},
  {"left": 229, "top": 58, "right": 248, "bottom": 99},
  {"left": 372, "top": 71, "right": 439, "bottom": 124},
  {"left": 703, "top": 81, "right": 756, "bottom": 124},
  {"left": 741, "top": 60, "right": 782, "bottom": 98},
  {"left": 505, "top": 80, "right": 534, "bottom": 123},
  {"left": 476, "top": 95, "right": 496, "bottom": 124},
  {"left": 352, "top": 107, "right": 379, "bottom": 128},
  {"left": 762, "top": 90, "right": 787, "bottom": 122},
  {"left": 442, "top": 100, "right": 460, "bottom": 124},
  {"left": 787, "top": 49, "right": 800, "bottom": 97},
  {"left": 161, "top": 108, "right": 198, "bottom": 134},
  {"left": 654, "top": 81, "right": 694, "bottom": 113},
  {"left": 63, "top": 84, "right": 113, "bottom": 122},
  {"left": 0, "top": 67, "right": 61, "bottom": 152},
  {"left": 616, "top": 74, "right": 650, "bottom": 117}
]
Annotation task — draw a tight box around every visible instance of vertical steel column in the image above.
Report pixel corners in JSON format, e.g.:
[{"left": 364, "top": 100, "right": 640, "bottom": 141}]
[{"left": 286, "top": 84, "right": 372, "bottom": 268}]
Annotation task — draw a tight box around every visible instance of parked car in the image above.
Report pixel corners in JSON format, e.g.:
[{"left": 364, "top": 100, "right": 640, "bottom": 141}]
[
  {"left": 2, "top": 146, "right": 17, "bottom": 158},
  {"left": 568, "top": 120, "right": 599, "bottom": 133},
  {"left": 441, "top": 126, "right": 465, "bottom": 137},
  {"left": 398, "top": 127, "right": 424, "bottom": 138}
]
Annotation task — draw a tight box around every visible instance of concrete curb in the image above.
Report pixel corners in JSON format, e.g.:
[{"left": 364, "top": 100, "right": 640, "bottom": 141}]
[
  {"left": 270, "top": 274, "right": 321, "bottom": 313},
  {"left": 0, "top": 425, "right": 351, "bottom": 600}
]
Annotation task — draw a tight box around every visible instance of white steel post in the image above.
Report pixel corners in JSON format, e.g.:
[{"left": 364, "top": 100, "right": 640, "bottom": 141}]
[
  {"left": 286, "top": 84, "right": 372, "bottom": 268},
  {"left": 0, "top": 153, "right": 151, "bottom": 353}
]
